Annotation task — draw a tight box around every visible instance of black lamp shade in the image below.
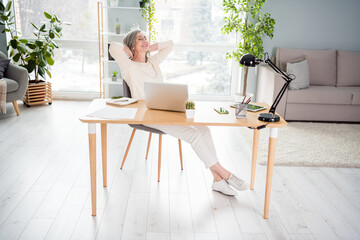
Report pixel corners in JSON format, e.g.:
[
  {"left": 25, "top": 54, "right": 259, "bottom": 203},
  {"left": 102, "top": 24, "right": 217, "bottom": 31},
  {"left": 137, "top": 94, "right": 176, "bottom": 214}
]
[{"left": 239, "top": 54, "right": 258, "bottom": 67}]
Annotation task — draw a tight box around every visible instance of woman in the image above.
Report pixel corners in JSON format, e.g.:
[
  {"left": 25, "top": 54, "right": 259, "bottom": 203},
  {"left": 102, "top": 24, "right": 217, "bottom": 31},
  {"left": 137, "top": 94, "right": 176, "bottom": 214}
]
[{"left": 109, "top": 30, "right": 248, "bottom": 196}]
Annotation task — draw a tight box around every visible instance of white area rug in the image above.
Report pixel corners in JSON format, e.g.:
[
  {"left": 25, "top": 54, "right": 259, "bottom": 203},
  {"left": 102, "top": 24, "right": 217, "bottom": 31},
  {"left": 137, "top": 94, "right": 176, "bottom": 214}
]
[{"left": 239, "top": 122, "right": 360, "bottom": 168}]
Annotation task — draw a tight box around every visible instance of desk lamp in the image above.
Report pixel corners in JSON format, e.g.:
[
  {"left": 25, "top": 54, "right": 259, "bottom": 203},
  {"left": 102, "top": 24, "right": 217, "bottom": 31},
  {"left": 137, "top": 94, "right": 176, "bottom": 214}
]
[{"left": 239, "top": 53, "right": 295, "bottom": 122}]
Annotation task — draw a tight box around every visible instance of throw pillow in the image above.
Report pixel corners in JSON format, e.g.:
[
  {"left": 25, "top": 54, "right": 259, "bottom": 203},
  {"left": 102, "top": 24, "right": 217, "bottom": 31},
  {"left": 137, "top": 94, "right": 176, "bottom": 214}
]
[
  {"left": 287, "top": 59, "right": 310, "bottom": 90},
  {"left": 0, "top": 59, "right": 10, "bottom": 79},
  {"left": 287, "top": 55, "right": 306, "bottom": 65},
  {"left": 280, "top": 55, "right": 307, "bottom": 71}
]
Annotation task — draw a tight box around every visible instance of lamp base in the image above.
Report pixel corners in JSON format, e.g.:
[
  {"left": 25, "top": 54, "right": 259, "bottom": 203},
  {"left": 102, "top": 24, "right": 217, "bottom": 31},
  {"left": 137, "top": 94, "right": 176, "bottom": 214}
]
[{"left": 258, "top": 113, "right": 280, "bottom": 122}]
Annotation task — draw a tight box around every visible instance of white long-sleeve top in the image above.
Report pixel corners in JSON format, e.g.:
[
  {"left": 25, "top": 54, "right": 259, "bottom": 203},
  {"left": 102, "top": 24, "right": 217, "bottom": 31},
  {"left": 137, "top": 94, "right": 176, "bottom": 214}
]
[{"left": 109, "top": 40, "right": 173, "bottom": 100}]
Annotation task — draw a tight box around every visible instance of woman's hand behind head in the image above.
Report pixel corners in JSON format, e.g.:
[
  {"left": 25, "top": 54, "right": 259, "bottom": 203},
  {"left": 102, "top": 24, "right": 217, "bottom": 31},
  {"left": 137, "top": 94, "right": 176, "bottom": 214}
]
[{"left": 123, "top": 45, "right": 134, "bottom": 59}]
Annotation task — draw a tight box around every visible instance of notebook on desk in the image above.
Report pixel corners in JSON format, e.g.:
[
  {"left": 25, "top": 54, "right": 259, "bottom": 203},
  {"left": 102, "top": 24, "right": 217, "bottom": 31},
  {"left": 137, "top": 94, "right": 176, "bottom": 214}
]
[{"left": 144, "top": 82, "right": 188, "bottom": 112}]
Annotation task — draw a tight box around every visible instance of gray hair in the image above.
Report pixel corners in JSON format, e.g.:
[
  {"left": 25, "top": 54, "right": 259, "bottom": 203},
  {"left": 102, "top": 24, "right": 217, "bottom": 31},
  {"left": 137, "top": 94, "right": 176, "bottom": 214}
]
[{"left": 123, "top": 29, "right": 149, "bottom": 62}]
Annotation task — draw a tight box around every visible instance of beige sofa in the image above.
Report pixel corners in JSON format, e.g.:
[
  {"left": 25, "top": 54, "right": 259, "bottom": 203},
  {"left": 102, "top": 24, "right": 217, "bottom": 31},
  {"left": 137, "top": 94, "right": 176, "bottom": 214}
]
[{"left": 256, "top": 48, "right": 360, "bottom": 122}]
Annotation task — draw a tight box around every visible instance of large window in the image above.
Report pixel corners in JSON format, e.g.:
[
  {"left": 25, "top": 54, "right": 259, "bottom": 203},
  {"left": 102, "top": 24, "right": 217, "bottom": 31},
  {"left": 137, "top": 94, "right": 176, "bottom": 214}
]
[
  {"left": 15, "top": 0, "right": 99, "bottom": 93},
  {"left": 155, "top": 0, "right": 237, "bottom": 98},
  {"left": 161, "top": 49, "right": 233, "bottom": 96},
  {"left": 14, "top": 0, "right": 238, "bottom": 98}
]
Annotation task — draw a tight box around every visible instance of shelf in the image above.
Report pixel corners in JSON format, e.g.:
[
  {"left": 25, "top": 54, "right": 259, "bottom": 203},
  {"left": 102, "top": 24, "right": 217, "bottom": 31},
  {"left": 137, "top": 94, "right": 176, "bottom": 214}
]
[
  {"left": 103, "top": 78, "right": 123, "bottom": 84},
  {"left": 100, "top": 32, "right": 125, "bottom": 37},
  {"left": 98, "top": 1, "right": 144, "bottom": 98},
  {"left": 103, "top": 6, "right": 141, "bottom": 10}
]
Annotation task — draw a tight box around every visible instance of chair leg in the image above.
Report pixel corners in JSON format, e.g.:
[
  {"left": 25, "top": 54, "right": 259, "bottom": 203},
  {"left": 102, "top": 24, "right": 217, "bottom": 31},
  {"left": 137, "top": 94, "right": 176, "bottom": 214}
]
[
  {"left": 178, "top": 139, "right": 183, "bottom": 170},
  {"left": 12, "top": 101, "right": 20, "bottom": 116},
  {"left": 145, "top": 132, "right": 152, "bottom": 159},
  {"left": 158, "top": 134, "right": 162, "bottom": 182},
  {"left": 121, "top": 128, "right": 136, "bottom": 169}
]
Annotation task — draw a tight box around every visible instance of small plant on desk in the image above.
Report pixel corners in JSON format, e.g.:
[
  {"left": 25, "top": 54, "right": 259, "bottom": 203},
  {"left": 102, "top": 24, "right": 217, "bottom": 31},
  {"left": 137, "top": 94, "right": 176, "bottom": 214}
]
[
  {"left": 112, "top": 71, "right": 117, "bottom": 82},
  {"left": 185, "top": 100, "right": 195, "bottom": 118}
]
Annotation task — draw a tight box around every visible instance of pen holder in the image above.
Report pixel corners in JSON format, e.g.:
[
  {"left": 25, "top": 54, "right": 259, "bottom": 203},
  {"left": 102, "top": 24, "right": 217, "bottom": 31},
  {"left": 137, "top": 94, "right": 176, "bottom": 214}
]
[{"left": 235, "top": 103, "right": 248, "bottom": 119}]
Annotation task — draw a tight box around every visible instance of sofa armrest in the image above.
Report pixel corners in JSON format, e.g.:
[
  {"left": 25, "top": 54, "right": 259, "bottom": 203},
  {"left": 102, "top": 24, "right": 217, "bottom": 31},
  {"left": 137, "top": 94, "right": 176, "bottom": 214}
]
[
  {"left": 6, "top": 63, "right": 29, "bottom": 99},
  {"left": 256, "top": 65, "right": 288, "bottom": 118}
]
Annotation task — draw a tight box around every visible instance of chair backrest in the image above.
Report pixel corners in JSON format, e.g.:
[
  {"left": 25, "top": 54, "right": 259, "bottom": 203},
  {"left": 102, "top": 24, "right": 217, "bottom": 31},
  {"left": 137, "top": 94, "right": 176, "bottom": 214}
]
[
  {"left": 123, "top": 79, "right": 165, "bottom": 134},
  {"left": 123, "top": 80, "right": 131, "bottom": 98}
]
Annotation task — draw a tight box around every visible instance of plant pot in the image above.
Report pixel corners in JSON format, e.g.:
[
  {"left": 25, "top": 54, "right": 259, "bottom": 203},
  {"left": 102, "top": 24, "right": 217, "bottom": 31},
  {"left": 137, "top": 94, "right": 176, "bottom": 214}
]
[
  {"left": 112, "top": 76, "right": 117, "bottom": 82},
  {"left": 185, "top": 109, "right": 195, "bottom": 118},
  {"left": 139, "top": 1, "right": 145, "bottom": 8},
  {"left": 23, "top": 80, "right": 53, "bottom": 107},
  {"left": 115, "top": 27, "right": 120, "bottom": 34}
]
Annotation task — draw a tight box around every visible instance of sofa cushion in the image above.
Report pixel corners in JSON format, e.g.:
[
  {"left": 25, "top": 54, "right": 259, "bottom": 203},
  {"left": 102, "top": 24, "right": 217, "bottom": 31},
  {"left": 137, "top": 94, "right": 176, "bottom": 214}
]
[
  {"left": 287, "top": 59, "right": 310, "bottom": 90},
  {"left": 338, "top": 87, "right": 360, "bottom": 105},
  {"left": 276, "top": 48, "right": 337, "bottom": 86},
  {"left": 3, "top": 78, "right": 19, "bottom": 92},
  {"left": 337, "top": 50, "right": 360, "bottom": 87},
  {"left": 353, "top": 93, "right": 360, "bottom": 105},
  {"left": 0, "top": 59, "right": 10, "bottom": 79},
  {"left": 287, "top": 85, "right": 352, "bottom": 105}
]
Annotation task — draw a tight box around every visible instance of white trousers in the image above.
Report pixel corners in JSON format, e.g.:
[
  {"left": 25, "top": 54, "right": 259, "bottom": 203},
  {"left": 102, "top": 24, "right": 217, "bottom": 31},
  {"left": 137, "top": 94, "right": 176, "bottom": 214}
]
[{"left": 143, "top": 125, "right": 218, "bottom": 168}]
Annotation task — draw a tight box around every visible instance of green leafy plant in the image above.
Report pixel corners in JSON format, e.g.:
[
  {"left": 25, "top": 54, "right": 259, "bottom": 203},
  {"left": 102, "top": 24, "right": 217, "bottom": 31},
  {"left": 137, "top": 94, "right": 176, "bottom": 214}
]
[
  {"left": 0, "top": 1, "right": 69, "bottom": 83},
  {"left": 139, "top": 0, "right": 158, "bottom": 43},
  {"left": 185, "top": 100, "right": 195, "bottom": 110},
  {"left": 112, "top": 71, "right": 117, "bottom": 77},
  {"left": 222, "top": 0, "right": 276, "bottom": 95}
]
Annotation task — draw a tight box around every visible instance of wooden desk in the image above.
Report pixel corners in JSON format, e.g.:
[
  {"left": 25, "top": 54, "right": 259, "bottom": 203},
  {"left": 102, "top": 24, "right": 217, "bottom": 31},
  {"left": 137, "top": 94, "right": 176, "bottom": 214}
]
[{"left": 80, "top": 99, "right": 287, "bottom": 219}]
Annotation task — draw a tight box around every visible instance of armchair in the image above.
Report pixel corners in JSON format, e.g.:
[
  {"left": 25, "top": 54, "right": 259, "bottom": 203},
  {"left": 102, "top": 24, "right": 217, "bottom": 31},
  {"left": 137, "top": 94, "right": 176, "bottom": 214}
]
[{"left": 0, "top": 51, "right": 28, "bottom": 116}]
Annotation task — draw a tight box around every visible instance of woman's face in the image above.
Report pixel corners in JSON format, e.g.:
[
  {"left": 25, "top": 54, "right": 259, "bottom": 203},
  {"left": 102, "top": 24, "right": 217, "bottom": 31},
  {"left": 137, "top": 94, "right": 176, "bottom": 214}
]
[{"left": 133, "top": 32, "right": 149, "bottom": 54}]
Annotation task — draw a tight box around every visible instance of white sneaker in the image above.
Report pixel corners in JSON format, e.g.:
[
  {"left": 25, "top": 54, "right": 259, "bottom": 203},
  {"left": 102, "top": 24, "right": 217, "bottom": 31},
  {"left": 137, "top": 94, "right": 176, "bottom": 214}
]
[
  {"left": 227, "top": 174, "right": 249, "bottom": 191},
  {"left": 212, "top": 179, "right": 238, "bottom": 196}
]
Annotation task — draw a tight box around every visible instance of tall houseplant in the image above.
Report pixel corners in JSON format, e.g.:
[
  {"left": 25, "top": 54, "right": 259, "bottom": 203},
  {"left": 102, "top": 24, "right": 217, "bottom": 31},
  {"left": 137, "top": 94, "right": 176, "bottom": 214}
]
[
  {"left": 139, "top": 0, "right": 157, "bottom": 43},
  {"left": 222, "top": 0, "right": 276, "bottom": 95},
  {"left": 0, "top": 1, "right": 67, "bottom": 83}
]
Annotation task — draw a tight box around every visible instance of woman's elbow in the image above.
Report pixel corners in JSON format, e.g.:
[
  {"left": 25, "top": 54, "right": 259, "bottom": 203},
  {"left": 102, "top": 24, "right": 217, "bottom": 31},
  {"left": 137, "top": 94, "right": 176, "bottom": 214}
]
[{"left": 109, "top": 42, "right": 122, "bottom": 55}]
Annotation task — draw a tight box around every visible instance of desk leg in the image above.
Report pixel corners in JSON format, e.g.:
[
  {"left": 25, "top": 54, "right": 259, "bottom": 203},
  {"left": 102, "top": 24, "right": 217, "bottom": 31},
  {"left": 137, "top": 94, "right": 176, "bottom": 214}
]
[
  {"left": 250, "top": 129, "right": 260, "bottom": 190},
  {"left": 264, "top": 128, "right": 278, "bottom": 219},
  {"left": 101, "top": 123, "right": 107, "bottom": 187},
  {"left": 88, "top": 123, "right": 97, "bottom": 216}
]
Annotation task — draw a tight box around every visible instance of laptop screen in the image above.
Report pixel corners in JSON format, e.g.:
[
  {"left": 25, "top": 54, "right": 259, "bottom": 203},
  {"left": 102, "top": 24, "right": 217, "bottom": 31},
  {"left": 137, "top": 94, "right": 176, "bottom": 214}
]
[{"left": 144, "top": 82, "right": 189, "bottom": 112}]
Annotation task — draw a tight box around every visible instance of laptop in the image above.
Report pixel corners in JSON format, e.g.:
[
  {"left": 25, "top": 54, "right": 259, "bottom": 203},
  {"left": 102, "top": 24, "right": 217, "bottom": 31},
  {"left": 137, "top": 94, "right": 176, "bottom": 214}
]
[{"left": 144, "top": 82, "right": 188, "bottom": 112}]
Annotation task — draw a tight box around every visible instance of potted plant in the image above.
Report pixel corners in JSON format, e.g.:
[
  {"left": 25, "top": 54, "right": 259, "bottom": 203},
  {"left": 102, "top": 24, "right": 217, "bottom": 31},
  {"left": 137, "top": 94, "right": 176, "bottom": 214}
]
[
  {"left": 0, "top": 1, "right": 69, "bottom": 106},
  {"left": 115, "top": 23, "right": 121, "bottom": 34},
  {"left": 112, "top": 71, "right": 117, "bottom": 81},
  {"left": 139, "top": 0, "right": 148, "bottom": 8},
  {"left": 222, "top": 0, "right": 275, "bottom": 95},
  {"left": 109, "top": 0, "right": 118, "bottom": 7},
  {"left": 185, "top": 100, "right": 195, "bottom": 118},
  {"left": 139, "top": 0, "right": 157, "bottom": 43}
]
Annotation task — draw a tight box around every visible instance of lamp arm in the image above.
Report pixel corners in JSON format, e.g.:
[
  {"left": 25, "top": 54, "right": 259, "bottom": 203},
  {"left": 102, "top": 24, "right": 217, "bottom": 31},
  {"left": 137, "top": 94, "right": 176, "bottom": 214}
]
[
  {"left": 262, "top": 57, "right": 293, "bottom": 114},
  {"left": 264, "top": 58, "right": 293, "bottom": 82},
  {"left": 268, "top": 80, "right": 291, "bottom": 114},
  {"left": 239, "top": 53, "right": 294, "bottom": 118}
]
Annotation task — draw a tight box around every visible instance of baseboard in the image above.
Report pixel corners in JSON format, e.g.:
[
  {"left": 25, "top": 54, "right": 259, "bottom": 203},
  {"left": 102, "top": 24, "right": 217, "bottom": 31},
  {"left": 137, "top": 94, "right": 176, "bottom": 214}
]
[{"left": 53, "top": 91, "right": 100, "bottom": 100}]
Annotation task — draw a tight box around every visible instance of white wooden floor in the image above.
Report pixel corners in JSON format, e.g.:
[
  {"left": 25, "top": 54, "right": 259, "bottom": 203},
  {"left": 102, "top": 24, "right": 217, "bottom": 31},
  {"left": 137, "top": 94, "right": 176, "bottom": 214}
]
[{"left": 0, "top": 100, "right": 360, "bottom": 240}]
